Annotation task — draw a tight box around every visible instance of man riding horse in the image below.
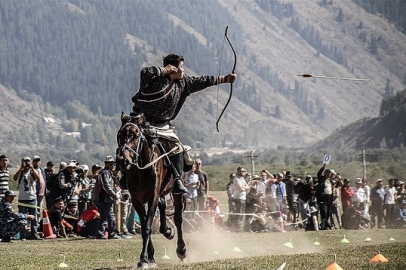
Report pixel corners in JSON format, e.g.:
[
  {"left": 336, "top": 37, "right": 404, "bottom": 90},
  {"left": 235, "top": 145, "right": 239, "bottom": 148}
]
[{"left": 128, "top": 53, "right": 237, "bottom": 194}]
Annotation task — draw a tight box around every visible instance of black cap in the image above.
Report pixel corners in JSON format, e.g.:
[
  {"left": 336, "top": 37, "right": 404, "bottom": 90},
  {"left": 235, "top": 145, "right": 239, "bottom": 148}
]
[
  {"left": 46, "top": 161, "right": 55, "bottom": 167},
  {"left": 92, "top": 164, "right": 102, "bottom": 171},
  {"left": 4, "top": 190, "right": 16, "bottom": 197},
  {"left": 0, "top": 154, "right": 8, "bottom": 160},
  {"left": 54, "top": 197, "right": 64, "bottom": 204}
]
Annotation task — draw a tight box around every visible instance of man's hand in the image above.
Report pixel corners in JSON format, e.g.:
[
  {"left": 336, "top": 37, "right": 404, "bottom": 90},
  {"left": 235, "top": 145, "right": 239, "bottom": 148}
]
[
  {"left": 27, "top": 215, "right": 35, "bottom": 221},
  {"left": 225, "top": 73, "right": 237, "bottom": 83},
  {"left": 165, "top": 64, "right": 178, "bottom": 74}
]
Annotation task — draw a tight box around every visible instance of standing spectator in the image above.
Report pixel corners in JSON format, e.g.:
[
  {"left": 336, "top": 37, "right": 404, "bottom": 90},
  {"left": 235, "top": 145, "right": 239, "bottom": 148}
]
[
  {"left": 184, "top": 165, "right": 199, "bottom": 220},
  {"left": 77, "top": 165, "right": 93, "bottom": 215},
  {"left": 362, "top": 179, "right": 371, "bottom": 220},
  {"left": 0, "top": 190, "right": 35, "bottom": 242},
  {"left": 225, "top": 173, "right": 235, "bottom": 228},
  {"left": 256, "top": 170, "right": 269, "bottom": 205},
  {"left": 93, "top": 155, "right": 120, "bottom": 239},
  {"left": 271, "top": 173, "right": 287, "bottom": 213},
  {"left": 341, "top": 178, "right": 354, "bottom": 213},
  {"left": 44, "top": 161, "right": 56, "bottom": 210},
  {"left": 194, "top": 159, "right": 208, "bottom": 212},
  {"left": 384, "top": 179, "right": 397, "bottom": 229},
  {"left": 89, "top": 164, "right": 102, "bottom": 208},
  {"left": 330, "top": 179, "right": 342, "bottom": 229},
  {"left": 370, "top": 179, "right": 385, "bottom": 229},
  {"left": 316, "top": 165, "right": 335, "bottom": 223},
  {"left": 13, "top": 156, "right": 42, "bottom": 240},
  {"left": 297, "top": 175, "right": 313, "bottom": 226},
  {"left": 32, "top": 156, "right": 46, "bottom": 222},
  {"left": 117, "top": 170, "right": 132, "bottom": 238},
  {"left": 352, "top": 178, "right": 366, "bottom": 211},
  {"left": 55, "top": 162, "right": 77, "bottom": 203},
  {"left": 233, "top": 167, "right": 250, "bottom": 231},
  {"left": 0, "top": 155, "right": 10, "bottom": 199},
  {"left": 284, "top": 172, "right": 296, "bottom": 222}
]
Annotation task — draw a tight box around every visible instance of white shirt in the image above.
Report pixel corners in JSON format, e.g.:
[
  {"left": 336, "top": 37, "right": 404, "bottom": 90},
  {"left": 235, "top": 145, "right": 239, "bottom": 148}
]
[
  {"left": 384, "top": 186, "right": 397, "bottom": 205},
  {"left": 352, "top": 186, "right": 366, "bottom": 203},
  {"left": 233, "top": 176, "right": 249, "bottom": 200},
  {"left": 256, "top": 180, "right": 267, "bottom": 199}
]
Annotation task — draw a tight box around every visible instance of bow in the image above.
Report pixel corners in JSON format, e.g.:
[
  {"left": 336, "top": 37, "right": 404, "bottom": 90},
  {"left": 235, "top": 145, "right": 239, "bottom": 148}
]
[{"left": 216, "top": 25, "right": 237, "bottom": 133}]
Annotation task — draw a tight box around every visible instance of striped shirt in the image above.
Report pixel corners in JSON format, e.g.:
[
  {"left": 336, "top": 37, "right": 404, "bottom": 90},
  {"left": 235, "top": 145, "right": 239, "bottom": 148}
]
[{"left": 0, "top": 169, "right": 10, "bottom": 198}]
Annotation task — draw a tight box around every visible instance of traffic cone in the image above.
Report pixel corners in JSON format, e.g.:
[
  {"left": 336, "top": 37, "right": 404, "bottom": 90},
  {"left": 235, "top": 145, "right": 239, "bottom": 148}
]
[
  {"left": 370, "top": 251, "right": 388, "bottom": 263},
  {"left": 42, "top": 209, "right": 56, "bottom": 239}
]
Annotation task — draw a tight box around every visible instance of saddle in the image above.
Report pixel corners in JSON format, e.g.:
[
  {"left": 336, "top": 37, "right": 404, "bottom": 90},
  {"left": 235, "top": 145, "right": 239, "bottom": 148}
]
[{"left": 121, "top": 112, "right": 194, "bottom": 167}]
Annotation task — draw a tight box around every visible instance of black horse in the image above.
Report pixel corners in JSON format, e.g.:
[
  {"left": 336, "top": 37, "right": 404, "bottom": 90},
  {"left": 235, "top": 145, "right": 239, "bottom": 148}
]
[{"left": 117, "top": 114, "right": 186, "bottom": 269}]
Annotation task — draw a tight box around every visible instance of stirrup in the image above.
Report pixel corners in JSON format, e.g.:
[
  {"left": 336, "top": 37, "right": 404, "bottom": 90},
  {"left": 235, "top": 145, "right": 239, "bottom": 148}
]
[{"left": 172, "top": 179, "right": 188, "bottom": 194}]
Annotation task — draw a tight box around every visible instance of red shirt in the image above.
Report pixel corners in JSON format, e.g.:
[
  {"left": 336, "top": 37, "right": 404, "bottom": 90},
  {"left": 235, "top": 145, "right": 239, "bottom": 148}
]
[{"left": 76, "top": 207, "right": 99, "bottom": 232}]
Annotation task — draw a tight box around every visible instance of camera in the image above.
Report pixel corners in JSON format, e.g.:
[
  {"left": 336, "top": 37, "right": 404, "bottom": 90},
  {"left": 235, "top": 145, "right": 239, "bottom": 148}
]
[{"left": 24, "top": 161, "right": 31, "bottom": 168}]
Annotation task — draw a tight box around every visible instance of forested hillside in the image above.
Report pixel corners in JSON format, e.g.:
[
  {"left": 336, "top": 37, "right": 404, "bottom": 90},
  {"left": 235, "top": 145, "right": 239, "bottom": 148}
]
[{"left": 0, "top": 0, "right": 405, "bottom": 165}]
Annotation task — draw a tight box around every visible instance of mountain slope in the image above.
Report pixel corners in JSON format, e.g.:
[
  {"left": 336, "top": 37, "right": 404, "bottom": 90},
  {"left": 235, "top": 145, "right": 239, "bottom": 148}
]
[{"left": 0, "top": 0, "right": 405, "bottom": 158}]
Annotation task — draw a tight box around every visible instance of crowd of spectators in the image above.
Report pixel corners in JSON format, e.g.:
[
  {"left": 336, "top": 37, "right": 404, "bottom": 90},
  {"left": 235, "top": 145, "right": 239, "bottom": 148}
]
[
  {"left": 0, "top": 154, "right": 140, "bottom": 242},
  {"left": 223, "top": 164, "right": 406, "bottom": 232},
  {"left": 1, "top": 152, "right": 406, "bottom": 242}
]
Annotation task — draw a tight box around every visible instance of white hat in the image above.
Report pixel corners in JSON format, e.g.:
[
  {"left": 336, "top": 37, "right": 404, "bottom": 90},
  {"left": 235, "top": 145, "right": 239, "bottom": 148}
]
[
  {"left": 330, "top": 169, "right": 336, "bottom": 175},
  {"left": 356, "top": 178, "right": 363, "bottom": 184},
  {"left": 80, "top": 164, "right": 89, "bottom": 171},
  {"left": 66, "top": 161, "right": 77, "bottom": 169}
]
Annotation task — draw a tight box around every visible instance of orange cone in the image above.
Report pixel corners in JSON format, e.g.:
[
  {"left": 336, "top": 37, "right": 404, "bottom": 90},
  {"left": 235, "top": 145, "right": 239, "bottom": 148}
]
[
  {"left": 370, "top": 253, "right": 388, "bottom": 263},
  {"left": 42, "top": 209, "right": 56, "bottom": 239},
  {"left": 326, "top": 262, "right": 343, "bottom": 270}
]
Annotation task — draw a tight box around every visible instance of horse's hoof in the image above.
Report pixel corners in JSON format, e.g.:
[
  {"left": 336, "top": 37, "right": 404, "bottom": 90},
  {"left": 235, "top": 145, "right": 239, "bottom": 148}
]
[
  {"left": 176, "top": 247, "right": 187, "bottom": 260},
  {"left": 137, "top": 262, "right": 149, "bottom": 269},
  {"left": 164, "top": 227, "right": 175, "bottom": 240}
]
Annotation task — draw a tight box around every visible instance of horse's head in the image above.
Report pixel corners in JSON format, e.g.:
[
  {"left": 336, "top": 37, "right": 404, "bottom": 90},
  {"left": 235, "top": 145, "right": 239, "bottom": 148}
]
[{"left": 117, "top": 113, "right": 145, "bottom": 170}]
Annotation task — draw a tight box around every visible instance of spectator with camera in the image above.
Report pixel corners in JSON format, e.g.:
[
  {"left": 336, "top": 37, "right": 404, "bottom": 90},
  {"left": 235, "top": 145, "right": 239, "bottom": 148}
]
[
  {"left": 76, "top": 165, "right": 94, "bottom": 215},
  {"left": 13, "top": 156, "right": 42, "bottom": 240},
  {"left": 56, "top": 161, "right": 80, "bottom": 204},
  {"left": 0, "top": 155, "right": 10, "bottom": 199}
]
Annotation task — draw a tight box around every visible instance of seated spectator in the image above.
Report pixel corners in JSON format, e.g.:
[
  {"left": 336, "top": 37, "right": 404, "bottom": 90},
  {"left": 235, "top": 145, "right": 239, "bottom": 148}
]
[
  {"left": 76, "top": 205, "right": 100, "bottom": 238},
  {"left": 305, "top": 206, "right": 319, "bottom": 231},
  {"left": 49, "top": 197, "right": 73, "bottom": 238},
  {"left": 0, "top": 190, "right": 35, "bottom": 242},
  {"left": 393, "top": 200, "right": 406, "bottom": 229},
  {"left": 341, "top": 206, "right": 369, "bottom": 230},
  {"left": 248, "top": 204, "right": 269, "bottom": 232},
  {"left": 64, "top": 202, "right": 79, "bottom": 236}
]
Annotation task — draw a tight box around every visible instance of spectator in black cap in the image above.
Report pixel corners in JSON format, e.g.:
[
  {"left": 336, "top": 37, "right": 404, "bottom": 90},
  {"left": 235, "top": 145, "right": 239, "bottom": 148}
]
[
  {"left": 0, "top": 190, "right": 35, "bottom": 242},
  {"left": 0, "top": 155, "right": 10, "bottom": 199}
]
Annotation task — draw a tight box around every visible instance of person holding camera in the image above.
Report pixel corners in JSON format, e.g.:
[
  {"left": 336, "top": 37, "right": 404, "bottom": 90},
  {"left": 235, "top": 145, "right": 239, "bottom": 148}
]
[{"left": 13, "top": 156, "right": 42, "bottom": 240}]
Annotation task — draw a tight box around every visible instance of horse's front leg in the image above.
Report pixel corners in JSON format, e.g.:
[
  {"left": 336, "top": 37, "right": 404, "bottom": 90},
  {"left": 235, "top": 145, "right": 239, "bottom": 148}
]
[
  {"left": 134, "top": 203, "right": 154, "bottom": 269},
  {"left": 173, "top": 194, "right": 187, "bottom": 260},
  {"left": 158, "top": 197, "right": 174, "bottom": 240}
]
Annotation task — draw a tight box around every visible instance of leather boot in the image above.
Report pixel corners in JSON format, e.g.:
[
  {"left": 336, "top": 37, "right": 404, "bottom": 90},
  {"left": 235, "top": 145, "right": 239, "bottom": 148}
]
[{"left": 172, "top": 178, "right": 188, "bottom": 194}]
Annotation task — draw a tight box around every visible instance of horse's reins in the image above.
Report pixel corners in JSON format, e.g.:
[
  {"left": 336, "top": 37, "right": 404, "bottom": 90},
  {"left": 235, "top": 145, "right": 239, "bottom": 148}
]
[{"left": 120, "top": 122, "right": 179, "bottom": 170}]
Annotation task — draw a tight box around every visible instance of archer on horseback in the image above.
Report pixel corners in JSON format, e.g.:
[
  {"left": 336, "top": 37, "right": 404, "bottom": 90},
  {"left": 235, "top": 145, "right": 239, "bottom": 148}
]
[{"left": 129, "top": 53, "right": 237, "bottom": 194}]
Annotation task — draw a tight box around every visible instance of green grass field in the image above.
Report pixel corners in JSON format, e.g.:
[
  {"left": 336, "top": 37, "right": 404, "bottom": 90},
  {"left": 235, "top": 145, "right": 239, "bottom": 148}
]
[{"left": 2, "top": 192, "right": 406, "bottom": 269}]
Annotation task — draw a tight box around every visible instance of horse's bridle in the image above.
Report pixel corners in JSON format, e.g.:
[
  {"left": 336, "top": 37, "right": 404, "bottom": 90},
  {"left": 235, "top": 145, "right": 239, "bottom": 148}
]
[
  {"left": 118, "top": 122, "right": 179, "bottom": 170},
  {"left": 118, "top": 122, "right": 145, "bottom": 168}
]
